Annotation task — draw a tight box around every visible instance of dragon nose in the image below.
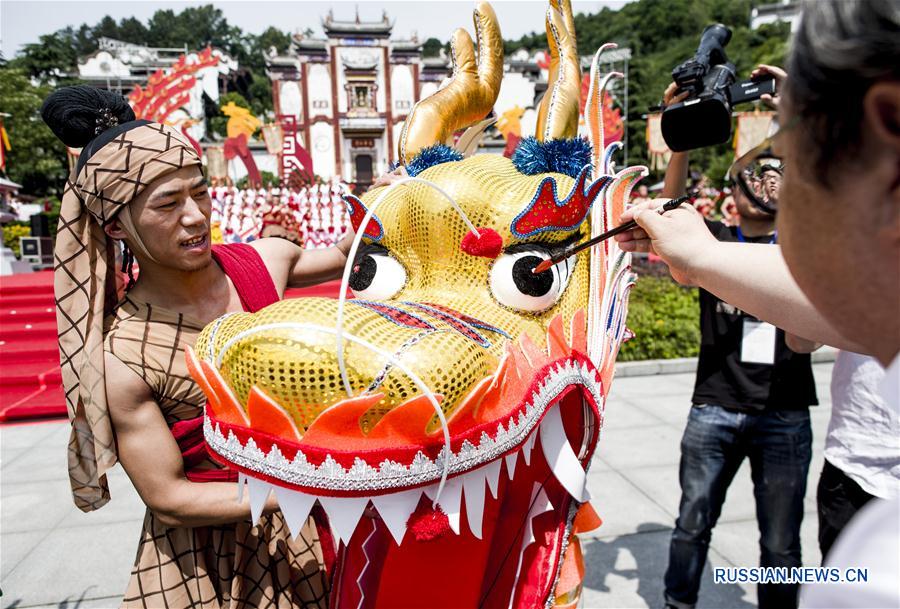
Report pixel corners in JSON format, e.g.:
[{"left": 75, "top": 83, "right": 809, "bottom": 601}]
[{"left": 199, "top": 298, "right": 508, "bottom": 431}]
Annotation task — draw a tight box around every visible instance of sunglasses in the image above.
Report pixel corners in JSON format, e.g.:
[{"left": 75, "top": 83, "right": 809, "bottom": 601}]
[{"left": 728, "top": 115, "right": 799, "bottom": 215}]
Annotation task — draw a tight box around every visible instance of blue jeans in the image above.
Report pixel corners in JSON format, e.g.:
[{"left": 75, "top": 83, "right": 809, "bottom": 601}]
[{"left": 664, "top": 404, "right": 812, "bottom": 609}]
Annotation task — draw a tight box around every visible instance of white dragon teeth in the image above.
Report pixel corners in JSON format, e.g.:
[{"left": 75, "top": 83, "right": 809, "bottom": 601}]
[
  {"left": 462, "top": 468, "right": 487, "bottom": 539},
  {"left": 484, "top": 458, "right": 502, "bottom": 499},
  {"left": 522, "top": 430, "right": 537, "bottom": 466},
  {"left": 539, "top": 403, "right": 589, "bottom": 503},
  {"left": 274, "top": 486, "right": 317, "bottom": 539},
  {"left": 207, "top": 357, "right": 602, "bottom": 493},
  {"left": 225, "top": 356, "right": 599, "bottom": 546},
  {"left": 247, "top": 477, "right": 273, "bottom": 526},
  {"left": 371, "top": 487, "right": 424, "bottom": 545},
  {"left": 439, "top": 476, "right": 463, "bottom": 535},
  {"left": 318, "top": 495, "right": 369, "bottom": 545},
  {"left": 505, "top": 450, "right": 518, "bottom": 480},
  {"left": 244, "top": 399, "right": 592, "bottom": 548}
]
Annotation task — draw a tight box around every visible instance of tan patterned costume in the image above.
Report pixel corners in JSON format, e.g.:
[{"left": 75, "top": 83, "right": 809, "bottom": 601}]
[
  {"left": 50, "top": 117, "right": 329, "bottom": 608},
  {"left": 106, "top": 298, "right": 329, "bottom": 608}
]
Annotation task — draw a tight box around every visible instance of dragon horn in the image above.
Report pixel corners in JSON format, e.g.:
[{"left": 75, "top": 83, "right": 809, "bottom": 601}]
[
  {"left": 535, "top": 0, "right": 582, "bottom": 141},
  {"left": 397, "top": 1, "right": 503, "bottom": 164}
]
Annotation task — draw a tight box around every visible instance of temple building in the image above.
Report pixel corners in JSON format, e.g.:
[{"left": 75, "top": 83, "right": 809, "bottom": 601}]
[{"left": 265, "top": 10, "right": 450, "bottom": 188}]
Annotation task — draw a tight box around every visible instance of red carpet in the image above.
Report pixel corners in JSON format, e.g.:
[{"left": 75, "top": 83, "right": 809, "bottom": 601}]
[
  {"left": 0, "top": 270, "right": 65, "bottom": 422},
  {"left": 0, "top": 272, "right": 345, "bottom": 423}
]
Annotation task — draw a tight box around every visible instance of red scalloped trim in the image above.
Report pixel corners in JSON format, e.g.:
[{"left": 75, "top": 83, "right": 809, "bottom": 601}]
[{"left": 205, "top": 353, "right": 603, "bottom": 497}]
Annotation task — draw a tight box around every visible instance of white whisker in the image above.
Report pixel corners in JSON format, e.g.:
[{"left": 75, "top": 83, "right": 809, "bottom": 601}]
[{"left": 336, "top": 177, "right": 478, "bottom": 399}]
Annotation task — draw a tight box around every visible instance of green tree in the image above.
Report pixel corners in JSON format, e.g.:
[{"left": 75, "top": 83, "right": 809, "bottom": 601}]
[
  {"left": 73, "top": 24, "right": 97, "bottom": 57},
  {"left": 0, "top": 68, "right": 68, "bottom": 196},
  {"left": 93, "top": 15, "right": 120, "bottom": 41},
  {"left": 505, "top": 0, "right": 787, "bottom": 186},
  {"left": 12, "top": 28, "right": 81, "bottom": 81},
  {"left": 145, "top": 6, "right": 244, "bottom": 58},
  {"left": 423, "top": 37, "right": 443, "bottom": 58},
  {"left": 117, "top": 17, "right": 150, "bottom": 45},
  {"left": 253, "top": 26, "right": 292, "bottom": 58}
]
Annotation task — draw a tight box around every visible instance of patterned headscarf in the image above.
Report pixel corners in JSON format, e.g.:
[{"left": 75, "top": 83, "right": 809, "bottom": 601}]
[{"left": 55, "top": 121, "right": 201, "bottom": 511}]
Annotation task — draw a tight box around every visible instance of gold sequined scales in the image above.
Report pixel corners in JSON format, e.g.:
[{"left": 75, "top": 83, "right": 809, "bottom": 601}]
[
  {"left": 196, "top": 156, "right": 595, "bottom": 431},
  {"left": 187, "top": 2, "right": 647, "bottom": 606}
]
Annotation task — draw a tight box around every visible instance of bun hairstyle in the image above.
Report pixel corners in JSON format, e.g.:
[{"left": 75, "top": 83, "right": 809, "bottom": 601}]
[{"left": 41, "top": 85, "right": 136, "bottom": 148}]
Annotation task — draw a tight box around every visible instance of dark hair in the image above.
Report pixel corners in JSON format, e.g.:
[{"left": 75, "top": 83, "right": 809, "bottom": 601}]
[
  {"left": 40, "top": 85, "right": 136, "bottom": 148},
  {"left": 786, "top": 0, "right": 900, "bottom": 187}
]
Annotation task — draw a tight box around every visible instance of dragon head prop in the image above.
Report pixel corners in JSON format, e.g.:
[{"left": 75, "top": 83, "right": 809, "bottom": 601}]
[{"left": 187, "top": 2, "right": 645, "bottom": 607}]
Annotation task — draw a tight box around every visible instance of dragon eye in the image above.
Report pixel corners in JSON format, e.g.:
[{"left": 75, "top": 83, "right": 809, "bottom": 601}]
[
  {"left": 349, "top": 248, "right": 407, "bottom": 300},
  {"left": 490, "top": 248, "right": 575, "bottom": 312}
]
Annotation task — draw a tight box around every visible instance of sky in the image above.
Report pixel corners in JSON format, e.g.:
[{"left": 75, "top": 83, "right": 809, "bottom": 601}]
[{"left": 1, "top": 0, "right": 632, "bottom": 59}]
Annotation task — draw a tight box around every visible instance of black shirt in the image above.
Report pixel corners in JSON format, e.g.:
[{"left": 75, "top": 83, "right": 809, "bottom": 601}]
[{"left": 691, "top": 220, "right": 818, "bottom": 412}]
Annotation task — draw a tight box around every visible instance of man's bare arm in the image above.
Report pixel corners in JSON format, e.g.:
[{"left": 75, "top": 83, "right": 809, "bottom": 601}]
[
  {"left": 785, "top": 334, "right": 823, "bottom": 354},
  {"left": 615, "top": 202, "right": 869, "bottom": 353},
  {"left": 253, "top": 174, "right": 416, "bottom": 290},
  {"left": 662, "top": 152, "right": 689, "bottom": 199},
  {"left": 105, "top": 354, "right": 275, "bottom": 528},
  {"left": 287, "top": 230, "right": 354, "bottom": 288},
  {"left": 252, "top": 231, "right": 354, "bottom": 292},
  {"left": 661, "top": 84, "right": 690, "bottom": 199},
  {"left": 688, "top": 242, "right": 860, "bottom": 351}
]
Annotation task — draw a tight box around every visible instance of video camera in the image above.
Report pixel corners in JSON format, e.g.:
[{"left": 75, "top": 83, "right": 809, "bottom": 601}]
[{"left": 661, "top": 24, "right": 776, "bottom": 152}]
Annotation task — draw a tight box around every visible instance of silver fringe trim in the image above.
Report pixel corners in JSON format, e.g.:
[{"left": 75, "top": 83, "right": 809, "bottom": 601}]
[{"left": 204, "top": 358, "right": 603, "bottom": 493}]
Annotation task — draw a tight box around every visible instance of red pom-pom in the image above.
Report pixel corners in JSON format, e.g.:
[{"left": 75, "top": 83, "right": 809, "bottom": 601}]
[
  {"left": 406, "top": 501, "right": 451, "bottom": 542},
  {"left": 460, "top": 227, "right": 503, "bottom": 259}
]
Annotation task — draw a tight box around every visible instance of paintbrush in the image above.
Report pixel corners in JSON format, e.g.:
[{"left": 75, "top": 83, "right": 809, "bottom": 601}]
[{"left": 531, "top": 195, "right": 690, "bottom": 274}]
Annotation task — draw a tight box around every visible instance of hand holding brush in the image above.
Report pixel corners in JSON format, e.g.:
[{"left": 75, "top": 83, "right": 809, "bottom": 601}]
[{"left": 532, "top": 195, "right": 691, "bottom": 275}]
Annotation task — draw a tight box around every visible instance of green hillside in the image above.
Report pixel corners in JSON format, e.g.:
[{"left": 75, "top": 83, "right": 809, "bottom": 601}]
[
  {"left": 508, "top": 0, "right": 791, "bottom": 182},
  {"left": 2, "top": 1, "right": 790, "bottom": 195}
]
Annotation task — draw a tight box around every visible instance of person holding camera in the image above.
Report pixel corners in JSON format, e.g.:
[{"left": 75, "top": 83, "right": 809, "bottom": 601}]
[
  {"left": 617, "top": 2, "right": 899, "bottom": 607},
  {"left": 658, "top": 72, "right": 819, "bottom": 609}
]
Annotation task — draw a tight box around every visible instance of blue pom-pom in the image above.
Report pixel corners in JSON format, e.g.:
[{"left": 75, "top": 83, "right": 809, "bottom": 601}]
[
  {"left": 511, "top": 136, "right": 550, "bottom": 176},
  {"left": 406, "top": 144, "right": 464, "bottom": 177},
  {"left": 548, "top": 138, "right": 593, "bottom": 177},
  {"left": 512, "top": 137, "right": 592, "bottom": 179}
]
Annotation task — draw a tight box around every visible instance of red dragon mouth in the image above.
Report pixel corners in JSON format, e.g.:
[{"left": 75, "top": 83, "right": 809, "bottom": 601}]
[{"left": 189, "top": 309, "right": 602, "bottom": 525}]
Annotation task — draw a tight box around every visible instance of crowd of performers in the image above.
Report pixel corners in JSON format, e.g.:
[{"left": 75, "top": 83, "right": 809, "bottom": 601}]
[
  {"left": 631, "top": 179, "right": 742, "bottom": 226},
  {"left": 209, "top": 175, "right": 743, "bottom": 247},
  {"left": 208, "top": 180, "right": 351, "bottom": 248}
]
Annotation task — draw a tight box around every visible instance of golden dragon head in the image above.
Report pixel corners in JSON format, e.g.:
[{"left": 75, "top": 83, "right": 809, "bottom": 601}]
[{"left": 188, "top": 2, "right": 644, "bottom": 606}]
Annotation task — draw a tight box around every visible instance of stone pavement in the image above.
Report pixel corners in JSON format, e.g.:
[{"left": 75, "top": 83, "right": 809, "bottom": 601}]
[{"left": 0, "top": 363, "right": 834, "bottom": 609}]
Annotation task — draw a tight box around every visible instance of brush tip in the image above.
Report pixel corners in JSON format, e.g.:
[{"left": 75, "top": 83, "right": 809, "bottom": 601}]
[{"left": 532, "top": 259, "right": 553, "bottom": 274}]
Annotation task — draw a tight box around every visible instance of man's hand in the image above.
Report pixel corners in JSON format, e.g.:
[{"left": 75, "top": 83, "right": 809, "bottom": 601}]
[
  {"left": 106, "top": 354, "right": 275, "bottom": 527},
  {"left": 751, "top": 64, "right": 787, "bottom": 109},
  {"left": 662, "top": 82, "right": 690, "bottom": 108},
  {"left": 615, "top": 200, "right": 718, "bottom": 286},
  {"left": 371, "top": 165, "right": 408, "bottom": 189}
]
